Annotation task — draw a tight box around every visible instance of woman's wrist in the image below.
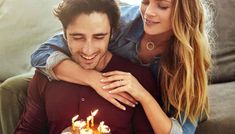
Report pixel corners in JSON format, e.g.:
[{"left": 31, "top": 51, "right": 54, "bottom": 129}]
[
  {"left": 138, "top": 89, "right": 153, "bottom": 104},
  {"left": 85, "top": 70, "right": 103, "bottom": 91}
]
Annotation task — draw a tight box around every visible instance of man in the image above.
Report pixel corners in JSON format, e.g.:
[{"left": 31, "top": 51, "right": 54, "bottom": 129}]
[{"left": 14, "top": 0, "right": 157, "bottom": 133}]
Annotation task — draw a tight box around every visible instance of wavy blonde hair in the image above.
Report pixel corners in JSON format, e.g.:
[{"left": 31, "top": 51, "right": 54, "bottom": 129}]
[{"left": 160, "top": 0, "right": 214, "bottom": 124}]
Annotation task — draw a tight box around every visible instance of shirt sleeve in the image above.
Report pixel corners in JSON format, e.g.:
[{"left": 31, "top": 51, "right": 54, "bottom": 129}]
[
  {"left": 30, "top": 32, "right": 70, "bottom": 76},
  {"left": 14, "top": 71, "right": 49, "bottom": 134},
  {"left": 170, "top": 113, "right": 198, "bottom": 134},
  {"left": 46, "top": 51, "right": 70, "bottom": 80}
]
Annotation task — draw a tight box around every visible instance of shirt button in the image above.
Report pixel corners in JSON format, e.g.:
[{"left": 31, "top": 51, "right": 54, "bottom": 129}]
[{"left": 81, "top": 98, "right": 85, "bottom": 102}]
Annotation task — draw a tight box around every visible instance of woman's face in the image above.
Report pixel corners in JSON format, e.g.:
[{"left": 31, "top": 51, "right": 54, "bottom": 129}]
[{"left": 140, "top": 0, "right": 173, "bottom": 35}]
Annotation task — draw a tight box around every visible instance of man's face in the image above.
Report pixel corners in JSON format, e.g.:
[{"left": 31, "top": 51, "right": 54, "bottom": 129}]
[{"left": 66, "top": 12, "right": 111, "bottom": 70}]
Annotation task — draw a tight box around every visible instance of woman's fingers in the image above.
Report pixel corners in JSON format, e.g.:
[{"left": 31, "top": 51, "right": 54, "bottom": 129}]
[
  {"left": 101, "top": 75, "right": 124, "bottom": 83},
  {"left": 102, "top": 71, "right": 129, "bottom": 76},
  {"left": 102, "top": 79, "right": 126, "bottom": 89},
  {"left": 111, "top": 94, "right": 136, "bottom": 108},
  {"left": 109, "top": 86, "right": 126, "bottom": 94},
  {"left": 101, "top": 71, "right": 131, "bottom": 82},
  {"left": 96, "top": 87, "right": 135, "bottom": 110},
  {"left": 118, "top": 92, "right": 138, "bottom": 105},
  {"left": 109, "top": 97, "right": 126, "bottom": 110}
]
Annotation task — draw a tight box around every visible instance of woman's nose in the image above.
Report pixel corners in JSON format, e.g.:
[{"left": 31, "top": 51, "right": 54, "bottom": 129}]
[{"left": 145, "top": 3, "right": 157, "bottom": 17}]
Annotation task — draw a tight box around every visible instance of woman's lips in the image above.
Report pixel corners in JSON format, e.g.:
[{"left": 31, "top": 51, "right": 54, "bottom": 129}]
[{"left": 144, "top": 19, "right": 160, "bottom": 25}]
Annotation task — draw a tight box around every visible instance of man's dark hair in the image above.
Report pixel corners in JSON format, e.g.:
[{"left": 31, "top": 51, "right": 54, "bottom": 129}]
[{"left": 54, "top": 0, "right": 120, "bottom": 32}]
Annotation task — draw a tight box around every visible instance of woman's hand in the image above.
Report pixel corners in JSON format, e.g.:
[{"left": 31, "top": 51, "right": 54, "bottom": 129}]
[
  {"left": 87, "top": 70, "right": 137, "bottom": 110},
  {"left": 54, "top": 60, "right": 137, "bottom": 110},
  {"left": 101, "top": 71, "right": 148, "bottom": 102}
]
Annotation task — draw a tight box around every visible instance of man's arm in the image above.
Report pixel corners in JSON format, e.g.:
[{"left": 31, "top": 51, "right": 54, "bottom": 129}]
[{"left": 14, "top": 71, "right": 48, "bottom": 133}]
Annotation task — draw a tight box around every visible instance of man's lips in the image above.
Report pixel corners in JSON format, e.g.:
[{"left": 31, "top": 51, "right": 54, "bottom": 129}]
[
  {"left": 80, "top": 54, "right": 97, "bottom": 63},
  {"left": 81, "top": 54, "right": 97, "bottom": 60}
]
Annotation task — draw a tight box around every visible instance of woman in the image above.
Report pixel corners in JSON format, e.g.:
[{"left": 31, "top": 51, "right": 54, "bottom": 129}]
[{"left": 32, "top": 0, "right": 213, "bottom": 133}]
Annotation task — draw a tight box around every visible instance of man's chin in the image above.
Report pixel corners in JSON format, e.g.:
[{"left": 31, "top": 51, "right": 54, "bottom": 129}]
[{"left": 80, "top": 65, "right": 95, "bottom": 70}]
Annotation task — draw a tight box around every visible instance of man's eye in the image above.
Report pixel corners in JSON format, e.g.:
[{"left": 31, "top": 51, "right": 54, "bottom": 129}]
[
  {"left": 73, "top": 37, "right": 83, "bottom": 40},
  {"left": 94, "top": 36, "right": 105, "bottom": 39}
]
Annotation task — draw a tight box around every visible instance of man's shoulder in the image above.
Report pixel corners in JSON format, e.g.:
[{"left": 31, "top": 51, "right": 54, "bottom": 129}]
[{"left": 31, "top": 70, "right": 51, "bottom": 90}]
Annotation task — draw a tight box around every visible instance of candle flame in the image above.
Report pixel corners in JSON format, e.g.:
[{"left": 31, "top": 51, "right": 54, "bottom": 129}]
[
  {"left": 87, "top": 116, "right": 92, "bottom": 121},
  {"left": 99, "top": 121, "right": 104, "bottom": 126},
  {"left": 74, "top": 120, "right": 86, "bottom": 128},
  {"left": 72, "top": 115, "right": 79, "bottom": 123},
  {"left": 98, "top": 121, "right": 111, "bottom": 133},
  {"left": 91, "top": 109, "right": 99, "bottom": 116}
]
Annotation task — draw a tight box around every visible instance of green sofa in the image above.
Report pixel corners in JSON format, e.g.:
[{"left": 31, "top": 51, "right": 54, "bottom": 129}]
[
  {"left": 0, "top": 0, "right": 234, "bottom": 133},
  {"left": 0, "top": 0, "right": 61, "bottom": 133}
]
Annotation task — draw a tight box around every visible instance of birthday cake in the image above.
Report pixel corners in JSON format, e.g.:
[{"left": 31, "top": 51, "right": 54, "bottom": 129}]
[
  {"left": 61, "top": 110, "right": 111, "bottom": 134},
  {"left": 61, "top": 123, "right": 111, "bottom": 134}
]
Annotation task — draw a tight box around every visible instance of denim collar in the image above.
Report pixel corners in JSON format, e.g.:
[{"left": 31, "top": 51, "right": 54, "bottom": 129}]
[{"left": 125, "top": 14, "right": 144, "bottom": 44}]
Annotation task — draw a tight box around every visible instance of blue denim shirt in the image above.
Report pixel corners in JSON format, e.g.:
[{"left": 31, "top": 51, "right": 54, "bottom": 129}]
[{"left": 31, "top": 5, "right": 198, "bottom": 134}]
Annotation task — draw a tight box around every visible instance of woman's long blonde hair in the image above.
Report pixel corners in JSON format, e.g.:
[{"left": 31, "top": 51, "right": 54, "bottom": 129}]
[{"left": 160, "top": 0, "right": 214, "bottom": 124}]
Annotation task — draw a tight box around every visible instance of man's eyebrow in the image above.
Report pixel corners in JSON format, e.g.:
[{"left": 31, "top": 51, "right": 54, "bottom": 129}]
[{"left": 69, "top": 33, "right": 83, "bottom": 36}]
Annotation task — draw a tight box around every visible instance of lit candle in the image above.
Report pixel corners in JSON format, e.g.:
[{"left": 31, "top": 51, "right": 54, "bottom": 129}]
[
  {"left": 98, "top": 121, "right": 111, "bottom": 134},
  {"left": 91, "top": 109, "right": 99, "bottom": 127},
  {"left": 80, "top": 128, "right": 93, "bottom": 134},
  {"left": 86, "top": 116, "right": 92, "bottom": 130},
  {"left": 74, "top": 120, "right": 86, "bottom": 129},
  {"left": 72, "top": 115, "right": 79, "bottom": 130},
  {"left": 101, "top": 124, "right": 111, "bottom": 133},
  {"left": 98, "top": 121, "right": 104, "bottom": 134}
]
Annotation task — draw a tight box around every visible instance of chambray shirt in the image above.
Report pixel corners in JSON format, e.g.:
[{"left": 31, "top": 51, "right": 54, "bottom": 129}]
[{"left": 31, "top": 5, "right": 198, "bottom": 134}]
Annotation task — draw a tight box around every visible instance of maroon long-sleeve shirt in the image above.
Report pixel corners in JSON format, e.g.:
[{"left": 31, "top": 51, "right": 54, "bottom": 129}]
[{"left": 15, "top": 55, "right": 159, "bottom": 134}]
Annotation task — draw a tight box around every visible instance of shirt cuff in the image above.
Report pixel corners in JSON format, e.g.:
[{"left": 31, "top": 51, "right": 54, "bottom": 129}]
[
  {"left": 170, "top": 118, "right": 183, "bottom": 134},
  {"left": 46, "top": 51, "right": 70, "bottom": 80}
]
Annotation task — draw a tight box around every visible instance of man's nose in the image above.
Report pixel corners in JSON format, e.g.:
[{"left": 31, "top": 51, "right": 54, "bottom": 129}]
[{"left": 81, "top": 40, "right": 94, "bottom": 55}]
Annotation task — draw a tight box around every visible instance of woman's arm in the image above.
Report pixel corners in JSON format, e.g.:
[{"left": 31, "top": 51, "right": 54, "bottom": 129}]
[
  {"left": 102, "top": 71, "right": 198, "bottom": 134},
  {"left": 31, "top": 33, "right": 137, "bottom": 110},
  {"left": 101, "top": 71, "right": 183, "bottom": 134}
]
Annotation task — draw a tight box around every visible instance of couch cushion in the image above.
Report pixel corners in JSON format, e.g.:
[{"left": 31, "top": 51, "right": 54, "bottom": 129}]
[
  {"left": 196, "top": 81, "right": 235, "bottom": 134},
  {"left": 0, "top": 0, "right": 61, "bottom": 82},
  {"left": 210, "top": 0, "right": 235, "bottom": 83}
]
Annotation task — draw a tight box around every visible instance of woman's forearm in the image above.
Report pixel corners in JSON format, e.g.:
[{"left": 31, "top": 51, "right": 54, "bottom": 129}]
[
  {"left": 53, "top": 59, "right": 99, "bottom": 85},
  {"left": 140, "top": 91, "right": 172, "bottom": 134}
]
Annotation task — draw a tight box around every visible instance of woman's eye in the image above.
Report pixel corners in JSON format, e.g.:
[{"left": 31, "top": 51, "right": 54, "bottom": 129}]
[{"left": 158, "top": 5, "right": 169, "bottom": 10}]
